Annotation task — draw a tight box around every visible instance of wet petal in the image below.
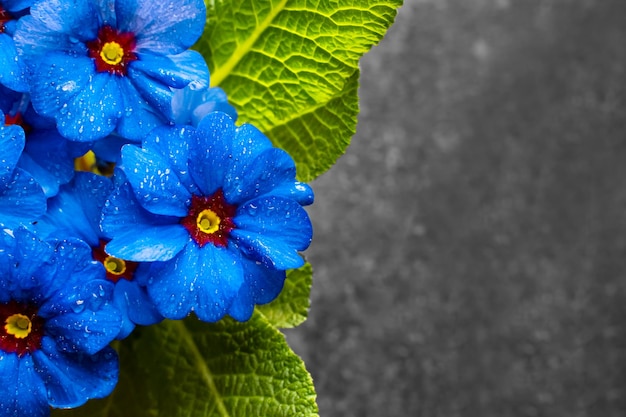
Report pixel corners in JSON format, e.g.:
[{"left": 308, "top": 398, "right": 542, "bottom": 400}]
[
  {"left": 0, "top": 353, "right": 48, "bottom": 417},
  {"left": 33, "top": 339, "right": 118, "bottom": 408},
  {"left": 120, "top": 144, "right": 190, "bottom": 216},
  {"left": 30, "top": 54, "right": 121, "bottom": 142},
  {"left": 0, "top": 168, "right": 47, "bottom": 228},
  {"left": 118, "top": 0, "right": 206, "bottom": 53},
  {"left": 132, "top": 50, "right": 209, "bottom": 90},
  {"left": 224, "top": 147, "right": 298, "bottom": 205}
]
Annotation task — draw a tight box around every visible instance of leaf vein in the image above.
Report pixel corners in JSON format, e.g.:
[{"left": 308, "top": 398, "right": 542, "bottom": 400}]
[
  {"left": 211, "top": 0, "right": 289, "bottom": 86},
  {"left": 176, "top": 320, "right": 232, "bottom": 417}
]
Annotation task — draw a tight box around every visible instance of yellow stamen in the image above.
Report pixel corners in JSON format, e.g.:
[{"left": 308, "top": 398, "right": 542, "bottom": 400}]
[
  {"left": 5, "top": 314, "right": 32, "bottom": 339},
  {"left": 197, "top": 209, "right": 221, "bottom": 234},
  {"left": 74, "top": 150, "right": 97, "bottom": 172},
  {"left": 100, "top": 42, "right": 124, "bottom": 65},
  {"left": 74, "top": 150, "right": 115, "bottom": 177},
  {"left": 104, "top": 256, "right": 126, "bottom": 275}
]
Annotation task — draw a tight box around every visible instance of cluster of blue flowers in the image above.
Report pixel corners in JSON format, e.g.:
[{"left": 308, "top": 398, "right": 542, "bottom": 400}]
[{"left": 0, "top": 0, "right": 314, "bottom": 415}]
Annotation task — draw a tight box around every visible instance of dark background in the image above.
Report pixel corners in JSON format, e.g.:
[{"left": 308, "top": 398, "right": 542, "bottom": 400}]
[{"left": 286, "top": 1, "right": 626, "bottom": 416}]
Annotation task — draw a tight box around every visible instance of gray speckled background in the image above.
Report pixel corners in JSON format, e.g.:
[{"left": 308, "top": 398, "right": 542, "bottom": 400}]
[{"left": 286, "top": 1, "right": 626, "bottom": 416}]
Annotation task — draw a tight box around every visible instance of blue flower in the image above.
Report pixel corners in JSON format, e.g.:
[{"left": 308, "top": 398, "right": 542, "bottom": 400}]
[
  {"left": 34, "top": 172, "right": 163, "bottom": 339},
  {"left": 0, "top": 0, "right": 30, "bottom": 92},
  {"left": 102, "top": 112, "right": 314, "bottom": 322},
  {"left": 0, "top": 227, "right": 120, "bottom": 417},
  {"left": 0, "top": 109, "right": 46, "bottom": 227},
  {"left": 14, "top": 0, "right": 209, "bottom": 142}
]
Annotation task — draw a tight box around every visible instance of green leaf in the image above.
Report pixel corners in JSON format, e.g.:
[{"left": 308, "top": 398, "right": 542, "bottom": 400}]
[
  {"left": 53, "top": 315, "right": 318, "bottom": 417},
  {"left": 257, "top": 262, "right": 313, "bottom": 328},
  {"left": 195, "top": 0, "right": 404, "bottom": 181}
]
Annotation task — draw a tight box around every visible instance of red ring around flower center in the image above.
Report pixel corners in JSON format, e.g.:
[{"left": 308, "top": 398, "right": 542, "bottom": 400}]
[
  {"left": 0, "top": 301, "right": 44, "bottom": 356},
  {"left": 92, "top": 240, "right": 138, "bottom": 283},
  {"left": 181, "top": 189, "right": 237, "bottom": 248},
  {"left": 86, "top": 25, "right": 138, "bottom": 76},
  {"left": 4, "top": 112, "right": 32, "bottom": 134},
  {"left": 0, "top": 6, "right": 10, "bottom": 33}
]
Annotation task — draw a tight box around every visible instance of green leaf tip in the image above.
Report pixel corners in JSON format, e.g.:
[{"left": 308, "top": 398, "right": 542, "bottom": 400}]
[{"left": 196, "top": 0, "right": 404, "bottom": 181}]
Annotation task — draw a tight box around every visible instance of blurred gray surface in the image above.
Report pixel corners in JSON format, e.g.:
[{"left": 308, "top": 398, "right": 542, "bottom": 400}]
[{"left": 286, "top": 1, "right": 626, "bottom": 416}]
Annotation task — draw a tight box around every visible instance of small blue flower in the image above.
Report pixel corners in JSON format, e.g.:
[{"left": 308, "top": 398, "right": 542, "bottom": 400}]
[
  {"left": 172, "top": 85, "right": 238, "bottom": 127},
  {"left": 0, "top": 227, "right": 120, "bottom": 417},
  {"left": 0, "top": 109, "right": 46, "bottom": 227},
  {"left": 0, "top": 0, "right": 30, "bottom": 92},
  {"left": 102, "top": 112, "right": 314, "bottom": 322},
  {"left": 14, "top": 0, "right": 209, "bottom": 142},
  {"left": 34, "top": 172, "right": 163, "bottom": 339}
]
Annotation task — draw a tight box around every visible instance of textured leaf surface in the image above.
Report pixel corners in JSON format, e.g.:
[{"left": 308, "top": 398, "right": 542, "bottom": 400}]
[
  {"left": 52, "top": 315, "right": 318, "bottom": 417},
  {"left": 195, "top": 0, "right": 403, "bottom": 180},
  {"left": 257, "top": 262, "right": 313, "bottom": 328}
]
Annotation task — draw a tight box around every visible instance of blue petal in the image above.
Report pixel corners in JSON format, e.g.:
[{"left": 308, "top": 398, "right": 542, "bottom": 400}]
[
  {"left": 105, "top": 225, "right": 189, "bottom": 262},
  {"left": 0, "top": 168, "right": 47, "bottom": 228},
  {"left": 0, "top": 85, "right": 22, "bottom": 114},
  {"left": 147, "top": 243, "right": 243, "bottom": 321},
  {"left": 189, "top": 112, "right": 236, "bottom": 195},
  {"left": 17, "top": 154, "right": 62, "bottom": 199},
  {"left": 231, "top": 229, "right": 307, "bottom": 270},
  {"left": 32, "top": 338, "right": 118, "bottom": 409},
  {"left": 90, "top": 133, "right": 136, "bottom": 162},
  {"left": 228, "top": 252, "right": 286, "bottom": 321},
  {"left": 226, "top": 282, "right": 254, "bottom": 321},
  {"left": 231, "top": 123, "right": 274, "bottom": 162},
  {"left": 0, "top": 119, "right": 25, "bottom": 188},
  {"left": 44, "top": 299, "right": 120, "bottom": 355},
  {"left": 235, "top": 196, "right": 313, "bottom": 250},
  {"left": 241, "top": 257, "right": 286, "bottom": 305},
  {"left": 0, "top": 353, "right": 49, "bottom": 417},
  {"left": 120, "top": 144, "right": 190, "bottom": 216},
  {"left": 29, "top": 0, "right": 99, "bottom": 40},
  {"left": 4, "top": 0, "right": 35, "bottom": 12},
  {"left": 111, "top": 291, "right": 137, "bottom": 340},
  {"left": 115, "top": 76, "right": 168, "bottom": 141},
  {"left": 114, "top": 278, "right": 162, "bottom": 327},
  {"left": 36, "top": 172, "right": 111, "bottom": 246},
  {"left": 0, "top": 34, "right": 28, "bottom": 92},
  {"left": 37, "top": 239, "right": 115, "bottom": 320},
  {"left": 172, "top": 86, "right": 237, "bottom": 126},
  {"left": 117, "top": 0, "right": 206, "bottom": 53},
  {"left": 69, "top": 172, "right": 113, "bottom": 238},
  {"left": 132, "top": 50, "right": 209, "bottom": 90},
  {"left": 193, "top": 244, "right": 244, "bottom": 322},
  {"left": 231, "top": 196, "right": 312, "bottom": 269},
  {"left": 269, "top": 181, "right": 315, "bottom": 206},
  {"left": 101, "top": 178, "right": 180, "bottom": 236},
  {"left": 20, "top": 129, "right": 75, "bottom": 197},
  {"left": 224, "top": 147, "right": 298, "bottom": 205},
  {"left": 30, "top": 54, "right": 121, "bottom": 141},
  {"left": 127, "top": 65, "right": 175, "bottom": 119},
  {"left": 14, "top": 16, "right": 87, "bottom": 64},
  {"left": 142, "top": 126, "right": 197, "bottom": 194},
  {"left": 2, "top": 228, "right": 57, "bottom": 303},
  {"left": 227, "top": 258, "right": 286, "bottom": 321}
]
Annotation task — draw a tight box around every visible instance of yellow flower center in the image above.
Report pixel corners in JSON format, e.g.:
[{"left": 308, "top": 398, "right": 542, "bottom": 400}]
[
  {"left": 100, "top": 41, "right": 124, "bottom": 65},
  {"left": 197, "top": 209, "right": 221, "bottom": 234},
  {"left": 104, "top": 256, "right": 127, "bottom": 276},
  {"left": 5, "top": 314, "right": 32, "bottom": 339}
]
